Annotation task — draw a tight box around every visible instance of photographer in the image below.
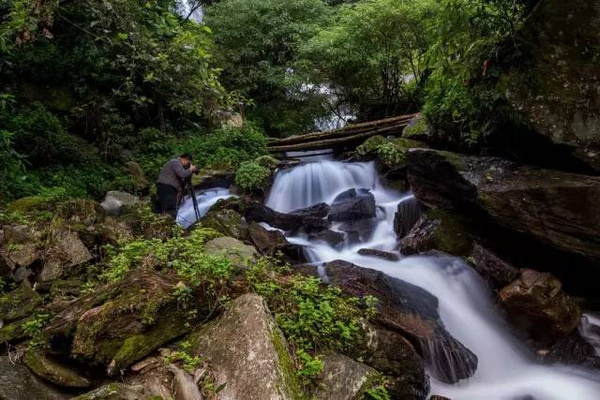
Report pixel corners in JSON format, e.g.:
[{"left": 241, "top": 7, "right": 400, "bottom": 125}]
[{"left": 155, "top": 153, "right": 197, "bottom": 218}]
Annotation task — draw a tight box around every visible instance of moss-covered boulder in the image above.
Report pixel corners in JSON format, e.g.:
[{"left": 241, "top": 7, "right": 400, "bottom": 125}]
[
  {"left": 497, "top": 0, "right": 600, "bottom": 172},
  {"left": 0, "top": 280, "right": 42, "bottom": 322},
  {"left": 38, "top": 229, "right": 93, "bottom": 282},
  {"left": 72, "top": 383, "right": 144, "bottom": 400},
  {"left": 204, "top": 236, "right": 258, "bottom": 269},
  {"left": 187, "top": 293, "right": 303, "bottom": 400},
  {"left": 400, "top": 209, "right": 472, "bottom": 257},
  {"left": 44, "top": 271, "right": 216, "bottom": 375},
  {"left": 356, "top": 135, "right": 388, "bottom": 156},
  {"left": 402, "top": 115, "right": 432, "bottom": 142},
  {"left": 24, "top": 349, "right": 90, "bottom": 388},
  {"left": 0, "top": 356, "right": 69, "bottom": 400},
  {"left": 313, "top": 353, "right": 378, "bottom": 400},
  {"left": 407, "top": 148, "right": 600, "bottom": 265},
  {"left": 201, "top": 199, "right": 250, "bottom": 240}
]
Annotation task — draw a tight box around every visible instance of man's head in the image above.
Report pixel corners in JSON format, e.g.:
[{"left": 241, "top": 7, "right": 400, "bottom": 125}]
[{"left": 180, "top": 153, "right": 193, "bottom": 168}]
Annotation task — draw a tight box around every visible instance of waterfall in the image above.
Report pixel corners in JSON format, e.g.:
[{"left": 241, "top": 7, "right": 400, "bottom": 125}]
[
  {"left": 176, "top": 188, "right": 233, "bottom": 228},
  {"left": 265, "top": 157, "right": 600, "bottom": 399}
]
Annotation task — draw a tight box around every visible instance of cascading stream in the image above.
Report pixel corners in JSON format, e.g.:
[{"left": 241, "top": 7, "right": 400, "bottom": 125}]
[
  {"left": 266, "top": 158, "right": 600, "bottom": 399},
  {"left": 176, "top": 188, "right": 233, "bottom": 228}
]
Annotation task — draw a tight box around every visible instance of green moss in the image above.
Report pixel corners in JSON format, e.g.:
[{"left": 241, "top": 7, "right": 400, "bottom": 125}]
[
  {"left": 390, "top": 137, "right": 428, "bottom": 150},
  {"left": 0, "top": 317, "right": 30, "bottom": 343},
  {"left": 402, "top": 116, "right": 429, "bottom": 139},
  {"left": 270, "top": 325, "right": 305, "bottom": 400},
  {"left": 7, "top": 196, "right": 54, "bottom": 215},
  {"left": 357, "top": 135, "right": 388, "bottom": 156},
  {"left": 255, "top": 155, "right": 281, "bottom": 170},
  {"left": 0, "top": 281, "right": 43, "bottom": 322},
  {"left": 426, "top": 209, "right": 472, "bottom": 256},
  {"left": 24, "top": 349, "right": 90, "bottom": 388}
]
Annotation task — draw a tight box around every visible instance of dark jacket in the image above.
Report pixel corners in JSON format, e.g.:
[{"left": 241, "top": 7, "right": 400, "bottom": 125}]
[{"left": 157, "top": 158, "right": 192, "bottom": 190}]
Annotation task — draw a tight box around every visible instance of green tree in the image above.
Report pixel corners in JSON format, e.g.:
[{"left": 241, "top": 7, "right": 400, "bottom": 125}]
[
  {"left": 302, "top": 0, "right": 433, "bottom": 120},
  {"left": 205, "top": 0, "right": 331, "bottom": 136}
]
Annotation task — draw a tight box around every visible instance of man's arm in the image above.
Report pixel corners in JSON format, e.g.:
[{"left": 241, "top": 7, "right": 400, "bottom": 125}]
[{"left": 172, "top": 160, "right": 193, "bottom": 180}]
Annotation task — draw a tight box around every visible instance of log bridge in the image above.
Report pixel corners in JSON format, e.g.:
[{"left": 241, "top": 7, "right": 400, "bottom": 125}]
[{"left": 267, "top": 113, "right": 419, "bottom": 154}]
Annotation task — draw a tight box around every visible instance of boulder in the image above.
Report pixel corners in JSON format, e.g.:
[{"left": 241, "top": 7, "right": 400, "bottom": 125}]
[
  {"left": 44, "top": 271, "right": 215, "bottom": 374},
  {"left": 496, "top": 0, "right": 600, "bottom": 172},
  {"left": 100, "top": 191, "right": 140, "bottom": 216},
  {"left": 125, "top": 161, "right": 150, "bottom": 192},
  {"left": 325, "top": 260, "right": 477, "bottom": 384},
  {"left": 1, "top": 225, "right": 39, "bottom": 269},
  {"left": 0, "top": 280, "right": 42, "bottom": 323},
  {"left": 39, "top": 229, "right": 93, "bottom": 282},
  {"left": 202, "top": 207, "right": 249, "bottom": 241},
  {"left": 204, "top": 236, "right": 258, "bottom": 269},
  {"left": 356, "top": 135, "right": 388, "bottom": 157},
  {"left": 400, "top": 210, "right": 472, "bottom": 257},
  {"left": 545, "top": 329, "right": 600, "bottom": 369},
  {"left": 245, "top": 203, "right": 329, "bottom": 233},
  {"left": 499, "top": 269, "right": 581, "bottom": 345},
  {"left": 394, "top": 196, "right": 424, "bottom": 239},
  {"left": 307, "top": 229, "right": 345, "bottom": 248},
  {"left": 24, "top": 349, "right": 90, "bottom": 388},
  {"left": 350, "top": 322, "right": 429, "bottom": 400},
  {"left": 187, "top": 293, "right": 302, "bottom": 400},
  {"left": 329, "top": 188, "right": 376, "bottom": 222},
  {"left": 72, "top": 383, "right": 145, "bottom": 400},
  {"left": 248, "top": 222, "right": 305, "bottom": 263},
  {"left": 0, "top": 356, "right": 69, "bottom": 400},
  {"left": 338, "top": 219, "right": 378, "bottom": 244},
  {"left": 3, "top": 225, "right": 32, "bottom": 243},
  {"left": 312, "top": 353, "right": 377, "bottom": 400},
  {"left": 471, "top": 243, "right": 520, "bottom": 290},
  {"left": 407, "top": 149, "right": 600, "bottom": 264},
  {"left": 357, "top": 248, "right": 400, "bottom": 262}
]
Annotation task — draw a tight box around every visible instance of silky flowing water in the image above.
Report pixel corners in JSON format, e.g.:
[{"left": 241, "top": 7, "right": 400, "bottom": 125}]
[
  {"left": 176, "top": 187, "right": 233, "bottom": 228},
  {"left": 265, "top": 157, "right": 600, "bottom": 400}
]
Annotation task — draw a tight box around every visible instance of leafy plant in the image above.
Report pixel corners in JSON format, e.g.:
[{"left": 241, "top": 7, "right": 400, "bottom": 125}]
[
  {"left": 22, "top": 312, "right": 53, "bottom": 350},
  {"left": 234, "top": 161, "right": 270, "bottom": 193}
]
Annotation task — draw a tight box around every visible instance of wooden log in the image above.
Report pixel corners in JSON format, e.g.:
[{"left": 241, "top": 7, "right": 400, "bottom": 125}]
[
  {"left": 267, "top": 113, "right": 418, "bottom": 147},
  {"left": 267, "top": 123, "right": 408, "bottom": 153}
]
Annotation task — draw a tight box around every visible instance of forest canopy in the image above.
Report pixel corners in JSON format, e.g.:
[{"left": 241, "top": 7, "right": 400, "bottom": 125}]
[{"left": 0, "top": 0, "right": 532, "bottom": 203}]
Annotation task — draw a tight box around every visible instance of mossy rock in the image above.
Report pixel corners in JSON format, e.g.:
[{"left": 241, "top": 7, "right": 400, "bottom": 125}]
[
  {"left": 255, "top": 155, "right": 281, "bottom": 170},
  {"left": 400, "top": 209, "right": 472, "bottom": 257},
  {"left": 402, "top": 116, "right": 431, "bottom": 141},
  {"left": 201, "top": 207, "right": 249, "bottom": 241},
  {"left": 0, "top": 317, "right": 30, "bottom": 343},
  {"left": 391, "top": 137, "right": 429, "bottom": 151},
  {"left": 45, "top": 271, "right": 217, "bottom": 374},
  {"left": 0, "top": 280, "right": 42, "bottom": 322},
  {"left": 204, "top": 236, "right": 258, "bottom": 269},
  {"left": 24, "top": 349, "right": 90, "bottom": 388},
  {"left": 356, "top": 135, "right": 388, "bottom": 156},
  {"left": 72, "top": 383, "right": 144, "bottom": 400}
]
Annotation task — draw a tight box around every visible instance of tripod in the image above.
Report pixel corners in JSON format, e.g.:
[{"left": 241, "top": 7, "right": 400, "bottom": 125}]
[{"left": 176, "top": 176, "right": 201, "bottom": 221}]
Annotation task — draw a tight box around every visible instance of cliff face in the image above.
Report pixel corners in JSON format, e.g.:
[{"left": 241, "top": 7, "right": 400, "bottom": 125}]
[{"left": 499, "top": 0, "right": 600, "bottom": 172}]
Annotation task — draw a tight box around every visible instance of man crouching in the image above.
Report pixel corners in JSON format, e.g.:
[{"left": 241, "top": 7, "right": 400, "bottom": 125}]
[{"left": 155, "top": 153, "right": 196, "bottom": 218}]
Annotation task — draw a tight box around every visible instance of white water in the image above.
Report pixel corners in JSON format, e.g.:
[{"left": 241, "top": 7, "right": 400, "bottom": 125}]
[
  {"left": 266, "top": 158, "right": 600, "bottom": 399},
  {"left": 176, "top": 188, "right": 233, "bottom": 228}
]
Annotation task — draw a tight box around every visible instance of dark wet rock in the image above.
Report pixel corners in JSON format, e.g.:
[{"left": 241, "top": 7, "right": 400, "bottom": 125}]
[
  {"left": 204, "top": 236, "right": 258, "bottom": 269},
  {"left": 329, "top": 188, "right": 376, "bottom": 222},
  {"left": 45, "top": 271, "right": 215, "bottom": 375},
  {"left": 188, "top": 293, "right": 302, "bottom": 400},
  {"left": 471, "top": 243, "right": 520, "bottom": 290},
  {"left": 0, "top": 355, "right": 69, "bottom": 400},
  {"left": 338, "top": 218, "right": 378, "bottom": 244},
  {"left": 248, "top": 222, "right": 305, "bottom": 263},
  {"left": 0, "top": 280, "right": 42, "bottom": 323},
  {"left": 394, "top": 196, "right": 424, "bottom": 239},
  {"left": 358, "top": 248, "right": 400, "bottom": 262},
  {"left": 100, "top": 191, "right": 140, "bottom": 216},
  {"left": 350, "top": 321, "right": 429, "bottom": 400},
  {"left": 407, "top": 149, "right": 600, "bottom": 264},
  {"left": 39, "top": 229, "right": 93, "bottom": 282},
  {"left": 24, "top": 349, "right": 90, "bottom": 388},
  {"left": 499, "top": 269, "right": 581, "bottom": 345},
  {"left": 245, "top": 203, "right": 329, "bottom": 233},
  {"left": 497, "top": 0, "right": 600, "bottom": 172},
  {"left": 325, "top": 260, "right": 478, "bottom": 384},
  {"left": 313, "top": 353, "right": 377, "bottom": 400},
  {"left": 545, "top": 329, "right": 600, "bottom": 369},
  {"left": 400, "top": 210, "right": 472, "bottom": 257},
  {"left": 307, "top": 229, "right": 345, "bottom": 248}
]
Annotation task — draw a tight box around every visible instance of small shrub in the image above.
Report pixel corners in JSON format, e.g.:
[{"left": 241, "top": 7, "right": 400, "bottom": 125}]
[
  {"left": 22, "top": 312, "right": 52, "bottom": 350},
  {"left": 234, "top": 161, "right": 270, "bottom": 193},
  {"left": 376, "top": 142, "right": 405, "bottom": 167}
]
